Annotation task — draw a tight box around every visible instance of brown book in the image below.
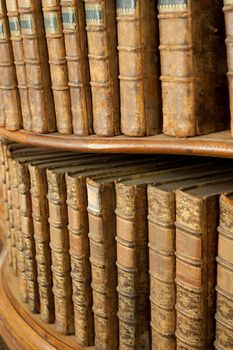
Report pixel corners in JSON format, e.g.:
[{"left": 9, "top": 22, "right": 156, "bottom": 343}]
[
  {"left": 175, "top": 178, "right": 233, "bottom": 349},
  {"left": 147, "top": 163, "right": 233, "bottom": 350},
  {"left": 215, "top": 192, "right": 233, "bottom": 350},
  {"left": 83, "top": 0, "right": 120, "bottom": 136},
  {"left": 18, "top": 0, "right": 56, "bottom": 133},
  {"left": 0, "top": 89, "right": 4, "bottom": 126},
  {"left": 6, "top": 0, "right": 32, "bottom": 131},
  {"left": 42, "top": 0, "right": 72, "bottom": 134},
  {"left": 0, "top": 0, "right": 21, "bottom": 130},
  {"left": 158, "top": 0, "right": 229, "bottom": 137},
  {"left": 61, "top": 0, "right": 92, "bottom": 135},
  {"left": 117, "top": 0, "right": 162, "bottom": 136}
]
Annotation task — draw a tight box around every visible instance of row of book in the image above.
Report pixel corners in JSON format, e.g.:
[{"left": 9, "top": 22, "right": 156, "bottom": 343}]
[
  {"left": 1, "top": 141, "right": 233, "bottom": 349},
  {"left": 0, "top": 0, "right": 232, "bottom": 138}
]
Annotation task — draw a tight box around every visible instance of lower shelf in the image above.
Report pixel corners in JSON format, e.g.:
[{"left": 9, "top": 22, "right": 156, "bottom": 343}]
[{"left": 0, "top": 248, "right": 94, "bottom": 350}]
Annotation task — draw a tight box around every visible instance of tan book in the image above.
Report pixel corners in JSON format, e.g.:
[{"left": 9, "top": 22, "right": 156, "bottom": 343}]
[
  {"left": 0, "top": 0, "right": 21, "bottom": 130},
  {"left": 6, "top": 0, "right": 32, "bottom": 131},
  {"left": 117, "top": 0, "right": 162, "bottom": 136},
  {"left": 147, "top": 163, "right": 233, "bottom": 350},
  {"left": 42, "top": 0, "right": 72, "bottom": 134},
  {"left": 83, "top": 0, "right": 120, "bottom": 136},
  {"left": 175, "top": 178, "right": 233, "bottom": 349},
  {"left": 28, "top": 152, "right": 85, "bottom": 323},
  {"left": 215, "top": 192, "right": 233, "bottom": 350},
  {"left": 158, "top": 0, "right": 229, "bottom": 137},
  {"left": 61, "top": 0, "right": 92, "bottom": 135},
  {"left": 18, "top": 0, "right": 56, "bottom": 133},
  {"left": 0, "top": 88, "right": 4, "bottom": 126}
]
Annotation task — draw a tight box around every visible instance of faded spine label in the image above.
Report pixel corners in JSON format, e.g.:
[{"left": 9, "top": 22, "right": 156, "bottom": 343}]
[
  {"left": 61, "top": 6, "right": 76, "bottom": 30},
  {"left": 20, "top": 14, "right": 35, "bottom": 35},
  {"left": 117, "top": 0, "right": 136, "bottom": 15},
  {"left": 84, "top": 3, "right": 103, "bottom": 25}
]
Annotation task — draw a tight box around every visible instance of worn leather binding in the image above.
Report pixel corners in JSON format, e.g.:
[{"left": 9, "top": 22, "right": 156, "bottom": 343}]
[
  {"left": 61, "top": 0, "right": 92, "bottom": 135},
  {"left": 175, "top": 179, "right": 233, "bottom": 349},
  {"left": 117, "top": 0, "right": 161, "bottom": 136},
  {"left": 215, "top": 193, "right": 233, "bottom": 350},
  {"left": 18, "top": 0, "right": 56, "bottom": 133},
  {"left": 0, "top": 90, "right": 4, "bottom": 126},
  {"left": 223, "top": 1, "right": 233, "bottom": 137},
  {"left": 6, "top": 0, "right": 32, "bottom": 131},
  {"left": 42, "top": 0, "right": 72, "bottom": 134},
  {"left": 0, "top": 0, "right": 21, "bottom": 131},
  {"left": 115, "top": 182, "right": 150, "bottom": 349},
  {"left": 46, "top": 167, "right": 74, "bottom": 334},
  {"left": 66, "top": 173, "right": 94, "bottom": 346},
  {"left": 9, "top": 157, "right": 28, "bottom": 302},
  {"left": 29, "top": 165, "right": 54, "bottom": 323},
  {"left": 83, "top": 0, "right": 120, "bottom": 136},
  {"left": 158, "top": 0, "right": 229, "bottom": 137},
  {"left": 17, "top": 161, "right": 40, "bottom": 314}
]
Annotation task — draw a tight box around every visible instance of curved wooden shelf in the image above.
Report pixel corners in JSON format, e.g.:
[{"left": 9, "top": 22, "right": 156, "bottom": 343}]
[
  {"left": 0, "top": 248, "right": 94, "bottom": 350},
  {"left": 1, "top": 128, "right": 233, "bottom": 158}
]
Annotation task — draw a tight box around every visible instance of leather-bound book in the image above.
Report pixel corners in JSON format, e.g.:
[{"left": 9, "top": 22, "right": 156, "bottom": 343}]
[
  {"left": 18, "top": 0, "right": 56, "bottom": 133},
  {"left": 175, "top": 178, "right": 233, "bottom": 349},
  {"left": 158, "top": 0, "right": 229, "bottom": 137},
  {"left": 0, "top": 0, "right": 21, "bottom": 130},
  {"left": 42, "top": 0, "right": 72, "bottom": 134},
  {"left": 117, "top": 0, "right": 162, "bottom": 136},
  {"left": 215, "top": 192, "right": 233, "bottom": 350},
  {"left": 147, "top": 163, "right": 233, "bottom": 350},
  {"left": 6, "top": 0, "right": 32, "bottom": 131},
  {"left": 17, "top": 160, "right": 40, "bottom": 314},
  {"left": 0, "top": 91, "right": 4, "bottom": 126},
  {"left": 61, "top": 0, "right": 92, "bottom": 135},
  {"left": 83, "top": 0, "right": 120, "bottom": 136}
]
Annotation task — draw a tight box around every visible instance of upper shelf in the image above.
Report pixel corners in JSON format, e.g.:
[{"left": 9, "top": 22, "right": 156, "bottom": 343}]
[{"left": 1, "top": 127, "right": 233, "bottom": 158}]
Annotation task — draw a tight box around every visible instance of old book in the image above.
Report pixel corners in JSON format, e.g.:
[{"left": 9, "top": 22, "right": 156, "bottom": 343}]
[
  {"left": 6, "top": 0, "right": 32, "bottom": 131},
  {"left": 175, "top": 178, "right": 233, "bottom": 349},
  {"left": 18, "top": 0, "right": 56, "bottom": 133},
  {"left": 158, "top": 0, "right": 229, "bottom": 137},
  {"left": 61, "top": 0, "right": 92, "bottom": 135},
  {"left": 0, "top": 0, "right": 21, "bottom": 130},
  {"left": 83, "top": 0, "right": 120, "bottom": 136},
  {"left": 147, "top": 163, "right": 233, "bottom": 350},
  {"left": 86, "top": 157, "right": 197, "bottom": 349},
  {"left": 28, "top": 152, "right": 84, "bottom": 324},
  {"left": 117, "top": 0, "right": 162, "bottom": 136},
  {"left": 42, "top": 0, "right": 72, "bottom": 134},
  {"left": 0, "top": 90, "right": 5, "bottom": 126},
  {"left": 215, "top": 192, "right": 233, "bottom": 350}
]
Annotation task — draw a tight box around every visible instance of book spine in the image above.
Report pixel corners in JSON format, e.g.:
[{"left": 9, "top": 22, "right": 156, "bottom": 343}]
[
  {"left": 0, "top": 0, "right": 21, "bottom": 130},
  {"left": 18, "top": 0, "right": 56, "bottom": 133},
  {"left": 158, "top": 0, "right": 195, "bottom": 137},
  {"left": 117, "top": 0, "right": 161, "bottom": 136},
  {"left": 0, "top": 90, "right": 5, "bottom": 126},
  {"left": 115, "top": 183, "right": 150, "bottom": 349},
  {"left": 61, "top": 0, "right": 92, "bottom": 136},
  {"left": 17, "top": 162, "right": 40, "bottom": 313},
  {"left": 46, "top": 169, "right": 74, "bottom": 334},
  {"left": 42, "top": 0, "right": 72, "bottom": 134},
  {"left": 3, "top": 144, "right": 17, "bottom": 272},
  {"left": 29, "top": 165, "right": 55, "bottom": 324},
  {"left": 66, "top": 174, "right": 94, "bottom": 346},
  {"left": 6, "top": 0, "right": 32, "bottom": 131},
  {"left": 214, "top": 194, "right": 233, "bottom": 350},
  {"left": 223, "top": 1, "right": 233, "bottom": 137},
  {"left": 0, "top": 142, "right": 12, "bottom": 265},
  {"left": 147, "top": 185, "right": 176, "bottom": 350},
  {"left": 175, "top": 190, "right": 218, "bottom": 349},
  {"left": 86, "top": 180, "right": 118, "bottom": 349},
  {"left": 83, "top": 0, "right": 120, "bottom": 136},
  {"left": 10, "top": 157, "right": 28, "bottom": 302}
]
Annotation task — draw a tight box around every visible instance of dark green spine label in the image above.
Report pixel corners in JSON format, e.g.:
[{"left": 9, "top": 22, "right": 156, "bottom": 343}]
[
  {"left": 0, "top": 20, "right": 6, "bottom": 39},
  {"left": 62, "top": 7, "right": 76, "bottom": 30},
  {"left": 44, "top": 12, "right": 59, "bottom": 34},
  {"left": 85, "top": 4, "right": 103, "bottom": 25},
  {"left": 20, "top": 14, "right": 35, "bottom": 35},
  {"left": 9, "top": 17, "right": 20, "bottom": 36},
  {"left": 117, "top": 0, "right": 136, "bottom": 15}
]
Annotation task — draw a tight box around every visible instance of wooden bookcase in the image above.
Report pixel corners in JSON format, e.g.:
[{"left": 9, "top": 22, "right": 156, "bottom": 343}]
[{"left": 0, "top": 127, "right": 233, "bottom": 349}]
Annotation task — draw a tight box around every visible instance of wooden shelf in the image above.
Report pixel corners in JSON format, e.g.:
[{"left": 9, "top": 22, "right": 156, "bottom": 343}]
[
  {"left": 0, "top": 248, "right": 94, "bottom": 350},
  {"left": 0, "top": 128, "right": 233, "bottom": 158}
]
